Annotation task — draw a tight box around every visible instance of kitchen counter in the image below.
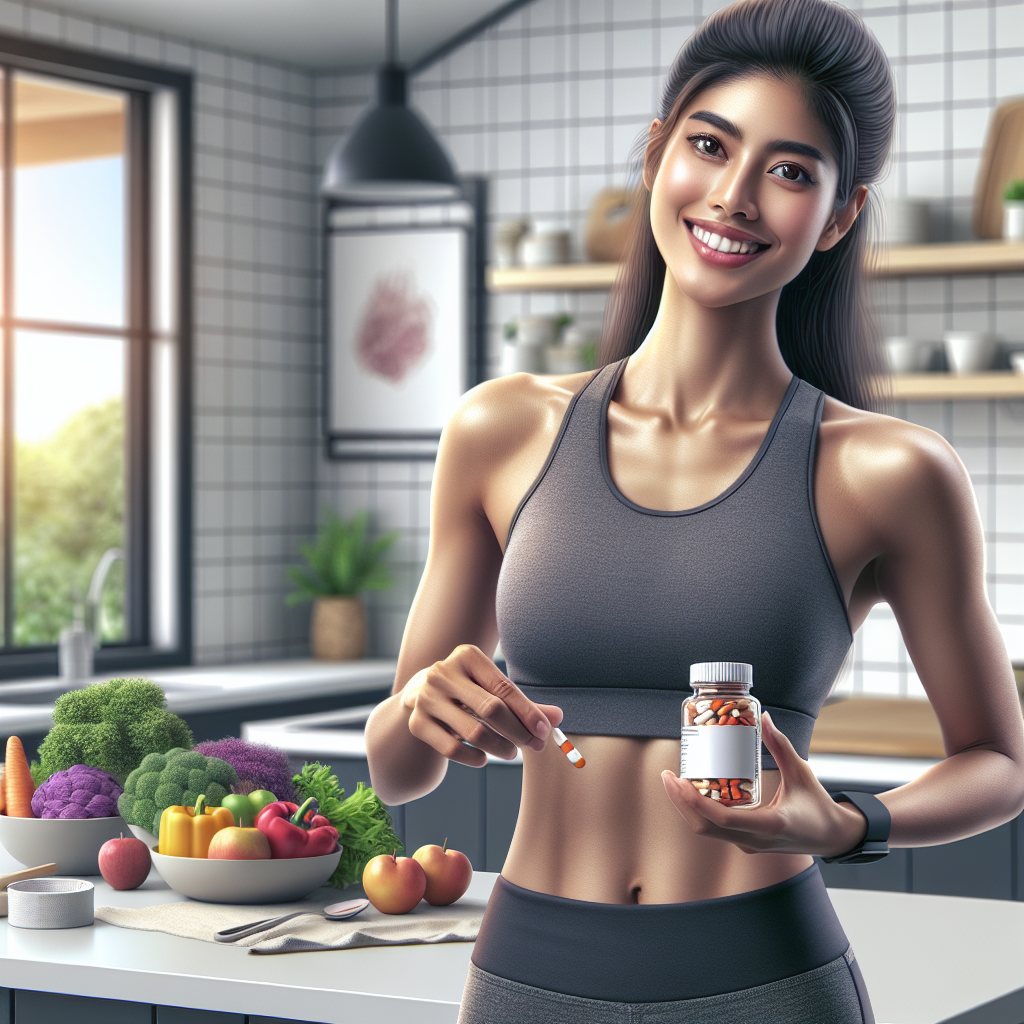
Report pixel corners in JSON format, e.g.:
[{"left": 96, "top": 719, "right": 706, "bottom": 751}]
[
  {"left": 1, "top": 843, "right": 1024, "bottom": 1024},
  {"left": 0, "top": 659, "right": 398, "bottom": 739}
]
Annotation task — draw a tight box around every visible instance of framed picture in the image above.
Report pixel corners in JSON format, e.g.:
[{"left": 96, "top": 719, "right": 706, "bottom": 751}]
[{"left": 323, "top": 182, "right": 485, "bottom": 460}]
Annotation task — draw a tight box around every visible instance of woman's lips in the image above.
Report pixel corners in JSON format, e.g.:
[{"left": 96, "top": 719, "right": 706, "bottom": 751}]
[{"left": 684, "top": 219, "right": 770, "bottom": 267}]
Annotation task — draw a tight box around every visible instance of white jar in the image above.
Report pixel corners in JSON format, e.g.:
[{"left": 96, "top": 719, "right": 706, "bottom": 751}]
[
  {"left": 943, "top": 331, "right": 996, "bottom": 374},
  {"left": 519, "top": 222, "right": 571, "bottom": 267},
  {"left": 885, "top": 337, "right": 932, "bottom": 374},
  {"left": 1004, "top": 202, "right": 1024, "bottom": 242}
]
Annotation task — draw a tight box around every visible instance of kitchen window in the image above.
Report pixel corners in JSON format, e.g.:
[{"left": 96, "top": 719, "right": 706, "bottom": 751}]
[{"left": 0, "top": 39, "right": 191, "bottom": 678}]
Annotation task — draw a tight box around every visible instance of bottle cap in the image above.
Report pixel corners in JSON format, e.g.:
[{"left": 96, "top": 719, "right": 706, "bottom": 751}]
[{"left": 689, "top": 662, "right": 753, "bottom": 686}]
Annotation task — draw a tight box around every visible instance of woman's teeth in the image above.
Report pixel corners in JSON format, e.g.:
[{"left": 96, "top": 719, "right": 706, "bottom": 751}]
[{"left": 689, "top": 223, "right": 763, "bottom": 255}]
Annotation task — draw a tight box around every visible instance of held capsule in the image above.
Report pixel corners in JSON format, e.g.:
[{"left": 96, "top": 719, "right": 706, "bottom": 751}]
[{"left": 551, "top": 727, "right": 585, "bottom": 768}]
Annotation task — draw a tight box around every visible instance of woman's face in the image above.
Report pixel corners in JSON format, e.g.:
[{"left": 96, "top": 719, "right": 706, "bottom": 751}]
[{"left": 648, "top": 73, "right": 853, "bottom": 310}]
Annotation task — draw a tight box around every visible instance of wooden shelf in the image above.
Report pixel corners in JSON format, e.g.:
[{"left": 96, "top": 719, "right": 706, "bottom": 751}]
[
  {"left": 487, "top": 242, "right": 1024, "bottom": 293},
  {"left": 810, "top": 697, "right": 945, "bottom": 759},
  {"left": 891, "top": 373, "right": 1024, "bottom": 400}
]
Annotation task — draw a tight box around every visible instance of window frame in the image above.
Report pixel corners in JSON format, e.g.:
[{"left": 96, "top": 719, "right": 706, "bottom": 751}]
[{"left": 0, "top": 34, "right": 192, "bottom": 680}]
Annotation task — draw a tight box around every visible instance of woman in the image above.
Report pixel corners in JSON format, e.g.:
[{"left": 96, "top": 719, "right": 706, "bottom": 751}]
[{"left": 366, "top": 0, "right": 1024, "bottom": 1020}]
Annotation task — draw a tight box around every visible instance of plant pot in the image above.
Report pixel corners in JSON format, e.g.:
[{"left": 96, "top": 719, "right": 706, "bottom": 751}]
[
  {"left": 311, "top": 596, "right": 366, "bottom": 661},
  {"left": 1004, "top": 201, "right": 1024, "bottom": 242}
]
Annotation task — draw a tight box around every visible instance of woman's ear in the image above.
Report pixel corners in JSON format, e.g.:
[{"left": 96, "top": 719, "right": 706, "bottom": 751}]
[
  {"left": 816, "top": 185, "right": 868, "bottom": 252},
  {"left": 642, "top": 119, "right": 663, "bottom": 193}
]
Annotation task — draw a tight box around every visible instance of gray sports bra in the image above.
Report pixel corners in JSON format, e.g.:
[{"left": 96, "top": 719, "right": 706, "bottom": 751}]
[{"left": 495, "top": 359, "right": 853, "bottom": 766}]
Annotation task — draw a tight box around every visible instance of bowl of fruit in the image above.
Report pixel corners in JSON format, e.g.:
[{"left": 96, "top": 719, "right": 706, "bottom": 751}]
[
  {"left": 147, "top": 794, "right": 343, "bottom": 904},
  {"left": 0, "top": 745, "right": 128, "bottom": 875}
]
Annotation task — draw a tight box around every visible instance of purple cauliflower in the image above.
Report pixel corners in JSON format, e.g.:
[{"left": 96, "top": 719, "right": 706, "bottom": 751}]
[
  {"left": 31, "top": 764, "right": 123, "bottom": 819},
  {"left": 192, "top": 737, "right": 295, "bottom": 802}
]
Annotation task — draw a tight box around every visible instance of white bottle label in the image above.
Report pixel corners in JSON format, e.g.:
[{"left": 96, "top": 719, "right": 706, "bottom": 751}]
[{"left": 680, "top": 725, "right": 757, "bottom": 779}]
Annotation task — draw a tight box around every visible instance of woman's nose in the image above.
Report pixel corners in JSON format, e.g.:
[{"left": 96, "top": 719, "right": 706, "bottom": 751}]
[{"left": 706, "top": 162, "right": 759, "bottom": 221}]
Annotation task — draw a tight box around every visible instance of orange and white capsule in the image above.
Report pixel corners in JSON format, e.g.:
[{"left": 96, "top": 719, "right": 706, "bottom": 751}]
[{"left": 551, "top": 727, "right": 585, "bottom": 768}]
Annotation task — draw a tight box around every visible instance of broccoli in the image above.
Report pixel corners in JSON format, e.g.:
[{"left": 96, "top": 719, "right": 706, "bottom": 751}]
[
  {"left": 118, "top": 747, "right": 238, "bottom": 837},
  {"left": 35, "top": 678, "right": 195, "bottom": 783}
]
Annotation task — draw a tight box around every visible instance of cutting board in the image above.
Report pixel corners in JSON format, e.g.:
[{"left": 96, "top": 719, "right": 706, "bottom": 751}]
[
  {"left": 973, "top": 99, "right": 1024, "bottom": 239},
  {"left": 810, "top": 697, "right": 946, "bottom": 758}
]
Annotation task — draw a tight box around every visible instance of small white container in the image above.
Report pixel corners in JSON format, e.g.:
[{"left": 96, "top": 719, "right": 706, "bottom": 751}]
[
  {"left": 1004, "top": 202, "right": 1024, "bottom": 242},
  {"left": 944, "top": 331, "right": 997, "bottom": 374},
  {"left": 1010, "top": 352, "right": 1024, "bottom": 375},
  {"left": 7, "top": 878, "right": 94, "bottom": 929},
  {"left": 884, "top": 198, "right": 930, "bottom": 246},
  {"left": 885, "top": 337, "right": 932, "bottom": 374},
  {"left": 519, "top": 222, "right": 571, "bottom": 267},
  {"left": 501, "top": 342, "right": 545, "bottom": 375}
]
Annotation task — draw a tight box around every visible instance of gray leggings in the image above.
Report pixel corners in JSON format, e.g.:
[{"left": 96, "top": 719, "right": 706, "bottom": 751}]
[{"left": 458, "top": 949, "right": 867, "bottom": 1024}]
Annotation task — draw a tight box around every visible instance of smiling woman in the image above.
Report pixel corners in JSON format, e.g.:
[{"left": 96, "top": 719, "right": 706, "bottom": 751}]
[{"left": 364, "top": 1, "right": 1024, "bottom": 1022}]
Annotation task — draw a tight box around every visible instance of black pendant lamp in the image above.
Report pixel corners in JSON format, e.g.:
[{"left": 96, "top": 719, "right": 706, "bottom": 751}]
[{"left": 321, "top": 0, "right": 460, "bottom": 202}]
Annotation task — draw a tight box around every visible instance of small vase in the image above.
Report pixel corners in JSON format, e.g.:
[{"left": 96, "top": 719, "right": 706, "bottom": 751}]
[
  {"left": 1004, "top": 201, "right": 1024, "bottom": 242},
  {"left": 310, "top": 596, "right": 366, "bottom": 661}
]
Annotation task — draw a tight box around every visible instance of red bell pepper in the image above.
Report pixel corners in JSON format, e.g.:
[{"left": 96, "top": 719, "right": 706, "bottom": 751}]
[{"left": 255, "top": 797, "right": 339, "bottom": 859}]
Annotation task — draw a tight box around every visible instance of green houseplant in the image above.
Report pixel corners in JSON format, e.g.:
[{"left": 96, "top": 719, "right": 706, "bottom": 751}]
[
  {"left": 1004, "top": 179, "right": 1024, "bottom": 242},
  {"left": 286, "top": 509, "right": 397, "bottom": 660}
]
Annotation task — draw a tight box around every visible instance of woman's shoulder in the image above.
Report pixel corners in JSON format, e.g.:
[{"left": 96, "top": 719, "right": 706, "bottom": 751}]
[
  {"left": 440, "top": 369, "right": 597, "bottom": 468},
  {"left": 819, "top": 395, "right": 974, "bottom": 528}
]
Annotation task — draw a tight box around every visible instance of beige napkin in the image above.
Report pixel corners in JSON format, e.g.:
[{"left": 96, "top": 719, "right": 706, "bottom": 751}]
[{"left": 95, "top": 888, "right": 486, "bottom": 954}]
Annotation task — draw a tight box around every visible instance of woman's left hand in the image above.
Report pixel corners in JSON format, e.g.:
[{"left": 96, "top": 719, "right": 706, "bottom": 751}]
[{"left": 661, "top": 711, "right": 871, "bottom": 856}]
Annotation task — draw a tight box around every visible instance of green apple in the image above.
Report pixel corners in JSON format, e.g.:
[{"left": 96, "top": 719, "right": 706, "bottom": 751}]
[{"left": 221, "top": 790, "right": 278, "bottom": 828}]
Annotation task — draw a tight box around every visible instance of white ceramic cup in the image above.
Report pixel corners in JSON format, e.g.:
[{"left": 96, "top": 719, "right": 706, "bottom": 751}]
[
  {"left": 885, "top": 337, "right": 932, "bottom": 374},
  {"left": 943, "top": 332, "right": 996, "bottom": 374}
]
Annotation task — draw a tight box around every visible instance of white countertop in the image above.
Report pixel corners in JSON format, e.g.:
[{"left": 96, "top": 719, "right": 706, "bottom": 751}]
[
  {"left": 0, "top": 841, "right": 1022, "bottom": 1024},
  {"left": 0, "top": 659, "right": 398, "bottom": 736}
]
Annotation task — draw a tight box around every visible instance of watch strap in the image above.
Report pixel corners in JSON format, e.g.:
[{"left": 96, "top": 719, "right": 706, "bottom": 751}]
[{"left": 821, "top": 791, "right": 891, "bottom": 864}]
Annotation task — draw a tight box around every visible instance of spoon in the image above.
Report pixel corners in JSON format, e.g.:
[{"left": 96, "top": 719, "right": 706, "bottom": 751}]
[{"left": 214, "top": 898, "right": 370, "bottom": 943}]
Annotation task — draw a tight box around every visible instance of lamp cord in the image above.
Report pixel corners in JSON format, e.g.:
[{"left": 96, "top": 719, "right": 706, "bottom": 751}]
[{"left": 386, "top": 0, "right": 398, "bottom": 65}]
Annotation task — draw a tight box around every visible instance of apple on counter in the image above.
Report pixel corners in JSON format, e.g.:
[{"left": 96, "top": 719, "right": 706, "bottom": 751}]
[
  {"left": 98, "top": 833, "right": 151, "bottom": 890},
  {"left": 412, "top": 839, "right": 473, "bottom": 906},
  {"left": 362, "top": 851, "right": 427, "bottom": 914},
  {"left": 208, "top": 826, "right": 271, "bottom": 860}
]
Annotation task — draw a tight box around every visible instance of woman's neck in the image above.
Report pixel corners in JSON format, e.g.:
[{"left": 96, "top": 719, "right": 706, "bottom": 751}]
[{"left": 626, "top": 273, "right": 794, "bottom": 425}]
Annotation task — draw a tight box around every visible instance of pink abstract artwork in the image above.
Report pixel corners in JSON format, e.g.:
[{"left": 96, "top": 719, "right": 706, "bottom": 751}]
[{"left": 355, "top": 272, "right": 433, "bottom": 384}]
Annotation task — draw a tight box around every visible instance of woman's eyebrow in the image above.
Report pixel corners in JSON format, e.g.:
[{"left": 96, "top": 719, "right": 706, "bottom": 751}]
[{"left": 687, "top": 111, "right": 826, "bottom": 164}]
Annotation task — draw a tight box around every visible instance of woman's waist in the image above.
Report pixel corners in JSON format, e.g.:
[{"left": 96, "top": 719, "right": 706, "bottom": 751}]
[{"left": 505, "top": 739, "right": 811, "bottom": 903}]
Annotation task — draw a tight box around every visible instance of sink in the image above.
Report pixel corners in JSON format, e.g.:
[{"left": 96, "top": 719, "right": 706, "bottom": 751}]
[{"left": 0, "top": 679, "right": 221, "bottom": 706}]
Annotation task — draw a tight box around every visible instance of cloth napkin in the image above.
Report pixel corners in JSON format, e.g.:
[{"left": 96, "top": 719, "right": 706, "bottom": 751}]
[{"left": 95, "top": 888, "right": 486, "bottom": 954}]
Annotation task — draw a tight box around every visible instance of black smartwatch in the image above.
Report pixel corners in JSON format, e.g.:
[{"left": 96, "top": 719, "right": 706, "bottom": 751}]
[{"left": 820, "top": 791, "right": 891, "bottom": 865}]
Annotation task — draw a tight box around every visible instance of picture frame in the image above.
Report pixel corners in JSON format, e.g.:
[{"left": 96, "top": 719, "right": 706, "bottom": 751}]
[{"left": 323, "top": 180, "right": 486, "bottom": 460}]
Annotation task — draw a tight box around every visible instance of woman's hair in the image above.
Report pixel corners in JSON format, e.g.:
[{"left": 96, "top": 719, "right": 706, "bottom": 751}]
[{"left": 600, "top": 0, "right": 896, "bottom": 410}]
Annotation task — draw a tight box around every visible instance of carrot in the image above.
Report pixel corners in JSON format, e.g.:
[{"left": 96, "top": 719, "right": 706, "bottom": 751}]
[
  {"left": 4, "top": 736, "right": 35, "bottom": 817},
  {"left": 0, "top": 764, "right": 6, "bottom": 813}
]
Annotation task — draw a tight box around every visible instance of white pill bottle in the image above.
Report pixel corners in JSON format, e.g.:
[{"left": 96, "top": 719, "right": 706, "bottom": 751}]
[{"left": 680, "top": 662, "right": 761, "bottom": 807}]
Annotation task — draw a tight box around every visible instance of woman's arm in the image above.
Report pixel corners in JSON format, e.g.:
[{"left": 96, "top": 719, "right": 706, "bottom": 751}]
[
  {"left": 365, "top": 378, "right": 564, "bottom": 807},
  {"left": 662, "top": 417, "right": 1024, "bottom": 854}
]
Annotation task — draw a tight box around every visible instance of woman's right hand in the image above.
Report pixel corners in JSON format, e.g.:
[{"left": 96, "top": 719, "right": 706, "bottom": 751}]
[{"left": 401, "top": 644, "right": 563, "bottom": 768}]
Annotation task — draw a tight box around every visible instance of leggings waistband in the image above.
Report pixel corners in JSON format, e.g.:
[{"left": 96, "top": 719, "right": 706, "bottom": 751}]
[{"left": 472, "top": 864, "right": 849, "bottom": 1002}]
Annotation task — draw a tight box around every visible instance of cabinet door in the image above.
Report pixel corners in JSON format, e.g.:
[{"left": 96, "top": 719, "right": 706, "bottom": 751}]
[
  {"left": 911, "top": 822, "right": 1013, "bottom": 900},
  {"left": 15, "top": 991, "right": 150, "bottom": 1024},
  {"left": 486, "top": 763, "right": 522, "bottom": 872},
  {"left": 403, "top": 762, "right": 486, "bottom": 868}
]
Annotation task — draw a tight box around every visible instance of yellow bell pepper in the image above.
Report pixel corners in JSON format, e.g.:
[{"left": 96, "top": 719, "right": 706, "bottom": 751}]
[{"left": 158, "top": 794, "right": 234, "bottom": 857}]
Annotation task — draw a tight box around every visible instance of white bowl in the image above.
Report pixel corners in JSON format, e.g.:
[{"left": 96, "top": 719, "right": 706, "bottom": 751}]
[
  {"left": 127, "top": 824, "right": 158, "bottom": 848},
  {"left": 149, "top": 847, "right": 342, "bottom": 904},
  {"left": 943, "top": 332, "right": 996, "bottom": 374},
  {"left": 7, "top": 878, "right": 94, "bottom": 929},
  {"left": 885, "top": 337, "right": 933, "bottom": 374},
  {"left": 0, "top": 815, "right": 128, "bottom": 875}
]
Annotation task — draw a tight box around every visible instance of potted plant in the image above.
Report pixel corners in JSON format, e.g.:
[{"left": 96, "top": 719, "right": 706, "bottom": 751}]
[
  {"left": 1004, "top": 179, "right": 1024, "bottom": 242},
  {"left": 285, "top": 509, "right": 397, "bottom": 660}
]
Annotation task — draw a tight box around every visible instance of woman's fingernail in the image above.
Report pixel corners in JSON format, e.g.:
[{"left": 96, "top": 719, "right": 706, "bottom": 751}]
[{"left": 535, "top": 719, "right": 551, "bottom": 739}]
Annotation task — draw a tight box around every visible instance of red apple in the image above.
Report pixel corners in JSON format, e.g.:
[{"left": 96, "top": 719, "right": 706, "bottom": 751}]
[
  {"left": 208, "top": 827, "right": 271, "bottom": 860},
  {"left": 362, "top": 851, "right": 426, "bottom": 914},
  {"left": 98, "top": 833, "right": 151, "bottom": 890},
  {"left": 412, "top": 839, "right": 473, "bottom": 906}
]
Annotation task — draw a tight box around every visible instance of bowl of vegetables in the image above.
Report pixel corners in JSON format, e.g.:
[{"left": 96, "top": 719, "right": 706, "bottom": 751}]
[
  {"left": 0, "top": 747, "right": 128, "bottom": 874},
  {"left": 150, "top": 846, "right": 344, "bottom": 904}
]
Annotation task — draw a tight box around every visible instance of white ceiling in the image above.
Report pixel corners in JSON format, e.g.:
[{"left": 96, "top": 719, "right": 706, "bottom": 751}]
[{"left": 45, "top": 0, "right": 517, "bottom": 70}]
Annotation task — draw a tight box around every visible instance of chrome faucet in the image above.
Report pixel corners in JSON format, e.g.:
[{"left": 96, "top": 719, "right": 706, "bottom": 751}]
[{"left": 59, "top": 547, "right": 125, "bottom": 682}]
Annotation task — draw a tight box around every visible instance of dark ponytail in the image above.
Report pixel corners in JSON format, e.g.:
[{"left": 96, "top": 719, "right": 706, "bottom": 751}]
[{"left": 600, "top": 0, "right": 896, "bottom": 411}]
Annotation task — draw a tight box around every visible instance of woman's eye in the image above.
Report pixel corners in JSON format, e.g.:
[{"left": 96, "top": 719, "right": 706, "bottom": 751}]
[
  {"left": 690, "top": 135, "right": 722, "bottom": 158},
  {"left": 770, "top": 163, "right": 812, "bottom": 183}
]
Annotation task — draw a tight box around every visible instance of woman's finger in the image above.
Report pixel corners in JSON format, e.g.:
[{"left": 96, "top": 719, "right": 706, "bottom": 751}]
[
  {"left": 760, "top": 711, "right": 816, "bottom": 786},
  {"left": 660, "top": 772, "right": 781, "bottom": 849}
]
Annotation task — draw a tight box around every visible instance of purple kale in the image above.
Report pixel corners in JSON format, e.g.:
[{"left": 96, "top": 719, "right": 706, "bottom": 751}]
[
  {"left": 192, "top": 737, "right": 295, "bottom": 802},
  {"left": 31, "top": 764, "right": 123, "bottom": 819}
]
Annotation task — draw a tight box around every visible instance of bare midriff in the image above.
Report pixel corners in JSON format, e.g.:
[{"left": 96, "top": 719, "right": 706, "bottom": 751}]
[{"left": 500, "top": 733, "right": 813, "bottom": 905}]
